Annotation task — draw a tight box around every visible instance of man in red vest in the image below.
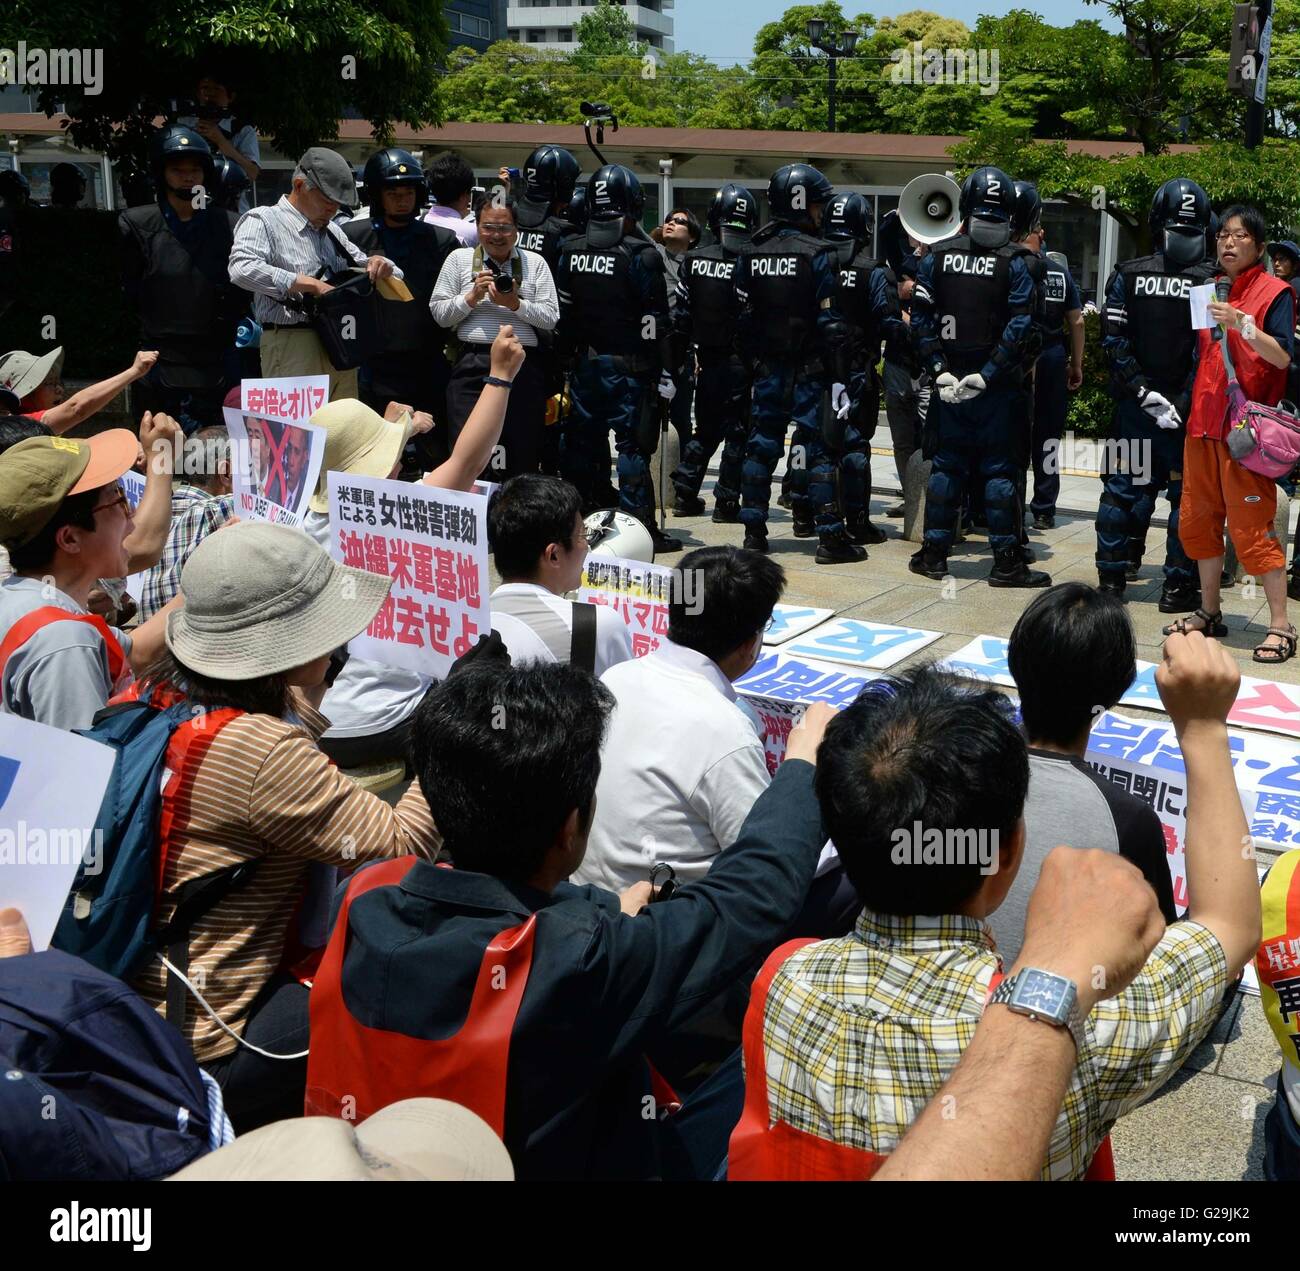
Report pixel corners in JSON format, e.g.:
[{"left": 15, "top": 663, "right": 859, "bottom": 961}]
[
  {"left": 730, "top": 632, "right": 1260, "bottom": 1180},
  {"left": 306, "top": 661, "right": 836, "bottom": 1180}
]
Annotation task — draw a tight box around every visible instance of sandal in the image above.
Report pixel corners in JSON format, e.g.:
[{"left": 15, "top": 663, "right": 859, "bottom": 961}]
[
  {"left": 1162, "top": 608, "right": 1228, "bottom": 638},
  {"left": 1254, "top": 625, "right": 1298, "bottom": 665}
]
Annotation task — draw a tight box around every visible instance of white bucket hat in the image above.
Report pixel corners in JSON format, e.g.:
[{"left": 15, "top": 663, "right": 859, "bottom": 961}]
[
  {"left": 167, "top": 521, "right": 391, "bottom": 680},
  {"left": 0, "top": 346, "right": 65, "bottom": 403}
]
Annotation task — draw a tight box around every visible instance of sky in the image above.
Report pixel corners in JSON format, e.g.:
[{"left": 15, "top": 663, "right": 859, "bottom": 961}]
[{"left": 672, "top": 1, "right": 1124, "bottom": 64}]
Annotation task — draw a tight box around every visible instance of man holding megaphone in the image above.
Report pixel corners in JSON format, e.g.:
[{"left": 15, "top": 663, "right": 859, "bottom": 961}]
[{"left": 909, "top": 166, "right": 1049, "bottom": 588}]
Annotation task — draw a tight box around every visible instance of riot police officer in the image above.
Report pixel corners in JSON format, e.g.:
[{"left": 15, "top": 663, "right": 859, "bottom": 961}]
[
  {"left": 514, "top": 145, "right": 581, "bottom": 271},
  {"left": 824, "top": 191, "right": 893, "bottom": 547},
  {"left": 119, "top": 125, "right": 242, "bottom": 433},
  {"left": 669, "top": 182, "right": 757, "bottom": 522},
  {"left": 555, "top": 164, "right": 681, "bottom": 552},
  {"left": 1095, "top": 178, "right": 1214, "bottom": 610},
  {"left": 910, "top": 165, "right": 1048, "bottom": 587},
  {"left": 734, "top": 163, "right": 860, "bottom": 563},
  {"left": 344, "top": 148, "right": 458, "bottom": 464},
  {"left": 1011, "top": 181, "right": 1083, "bottom": 531}
]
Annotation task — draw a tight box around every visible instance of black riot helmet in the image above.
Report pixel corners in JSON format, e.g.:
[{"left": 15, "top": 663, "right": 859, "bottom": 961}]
[
  {"left": 1206, "top": 209, "right": 1220, "bottom": 265},
  {"left": 149, "top": 126, "right": 216, "bottom": 200},
  {"left": 825, "top": 192, "right": 872, "bottom": 245},
  {"left": 586, "top": 165, "right": 643, "bottom": 248},
  {"left": 768, "top": 163, "right": 834, "bottom": 226},
  {"left": 566, "top": 183, "right": 588, "bottom": 233},
  {"left": 49, "top": 162, "right": 88, "bottom": 208},
  {"left": 522, "top": 145, "right": 581, "bottom": 205},
  {"left": 362, "top": 148, "right": 427, "bottom": 221},
  {"left": 708, "top": 182, "right": 758, "bottom": 252},
  {"left": 959, "top": 165, "right": 1016, "bottom": 248},
  {"left": 0, "top": 169, "right": 31, "bottom": 209},
  {"left": 1149, "top": 178, "right": 1212, "bottom": 269},
  {"left": 1011, "top": 179, "right": 1042, "bottom": 239},
  {"left": 211, "top": 155, "right": 249, "bottom": 211}
]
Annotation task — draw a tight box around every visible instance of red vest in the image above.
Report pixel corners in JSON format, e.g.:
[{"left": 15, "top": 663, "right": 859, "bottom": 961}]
[
  {"left": 305, "top": 857, "right": 538, "bottom": 1135},
  {"left": 729, "top": 938, "right": 1117, "bottom": 1181},
  {"left": 0, "top": 605, "right": 126, "bottom": 686},
  {"left": 1190, "top": 264, "right": 1294, "bottom": 441}
]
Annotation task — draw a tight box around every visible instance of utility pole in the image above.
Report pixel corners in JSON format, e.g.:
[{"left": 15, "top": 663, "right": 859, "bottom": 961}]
[
  {"left": 805, "top": 19, "right": 859, "bottom": 134},
  {"left": 1229, "top": 1, "right": 1273, "bottom": 148}
]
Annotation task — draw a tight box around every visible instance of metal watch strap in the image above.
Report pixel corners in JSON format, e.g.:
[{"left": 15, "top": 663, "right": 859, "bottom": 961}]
[{"left": 990, "top": 971, "right": 1086, "bottom": 1053}]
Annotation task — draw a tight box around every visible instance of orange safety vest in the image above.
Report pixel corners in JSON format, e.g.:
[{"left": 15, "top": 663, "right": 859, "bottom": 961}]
[
  {"left": 1189, "top": 264, "right": 1294, "bottom": 441},
  {"left": 0, "top": 605, "right": 127, "bottom": 686},
  {"left": 729, "top": 938, "right": 1116, "bottom": 1181}
]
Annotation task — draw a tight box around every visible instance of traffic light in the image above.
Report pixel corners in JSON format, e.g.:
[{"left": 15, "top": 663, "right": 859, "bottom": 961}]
[{"left": 1229, "top": 3, "right": 1261, "bottom": 98}]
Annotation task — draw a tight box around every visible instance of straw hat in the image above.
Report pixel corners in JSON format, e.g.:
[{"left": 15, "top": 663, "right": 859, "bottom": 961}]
[{"left": 308, "top": 398, "right": 411, "bottom": 514}]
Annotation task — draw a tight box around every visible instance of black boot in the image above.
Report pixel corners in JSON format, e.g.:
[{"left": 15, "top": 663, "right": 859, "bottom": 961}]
[
  {"left": 712, "top": 497, "right": 740, "bottom": 524},
  {"left": 792, "top": 513, "right": 816, "bottom": 538},
  {"left": 743, "top": 525, "right": 769, "bottom": 553},
  {"left": 673, "top": 493, "right": 705, "bottom": 517},
  {"left": 1158, "top": 582, "right": 1201, "bottom": 614},
  {"left": 815, "top": 530, "right": 867, "bottom": 565},
  {"left": 1126, "top": 544, "right": 1144, "bottom": 582},
  {"left": 1032, "top": 512, "right": 1055, "bottom": 530},
  {"left": 1097, "top": 575, "right": 1127, "bottom": 600},
  {"left": 989, "top": 547, "right": 1051, "bottom": 588},
  {"left": 845, "top": 513, "right": 888, "bottom": 546},
  {"left": 909, "top": 545, "right": 948, "bottom": 580},
  {"left": 1020, "top": 540, "right": 1037, "bottom": 564}
]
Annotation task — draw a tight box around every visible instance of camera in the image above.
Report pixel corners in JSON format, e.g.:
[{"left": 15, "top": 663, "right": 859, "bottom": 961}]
[
  {"left": 494, "top": 273, "right": 515, "bottom": 295},
  {"left": 580, "top": 101, "right": 614, "bottom": 123}
]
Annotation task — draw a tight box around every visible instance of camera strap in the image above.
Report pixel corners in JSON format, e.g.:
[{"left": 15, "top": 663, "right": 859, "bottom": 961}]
[{"left": 472, "top": 245, "right": 523, "bottom": 287}]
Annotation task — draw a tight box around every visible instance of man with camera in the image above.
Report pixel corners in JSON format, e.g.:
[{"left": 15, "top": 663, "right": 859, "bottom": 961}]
[
  {"left": 430, "top": 191, "right": 558, "bottom": 480},
  {"left": 177, "top": 67, "right": 261, "bottom": 214},
  {"left": 228, "top": 147, "right": 401, "bottom": 401}
]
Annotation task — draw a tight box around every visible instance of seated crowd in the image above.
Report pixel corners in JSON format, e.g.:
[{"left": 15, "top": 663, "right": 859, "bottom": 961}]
[{"left": 0, "top": 328, "right": 1285, "bottom": 1182}]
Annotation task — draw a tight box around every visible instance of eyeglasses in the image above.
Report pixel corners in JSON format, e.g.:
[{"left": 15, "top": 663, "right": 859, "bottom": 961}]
[
  {"left": 92, "top": 486, "right": 130, "bottom": 516},
  {"left": 664, "top": 216, "right": 690, "bottom": 228},
  {"left": 1216, "top": 230, "right": 1255, "bottom": 243},
  {"left": 478, "top": 223, "right": 516, "bottom": 236}
]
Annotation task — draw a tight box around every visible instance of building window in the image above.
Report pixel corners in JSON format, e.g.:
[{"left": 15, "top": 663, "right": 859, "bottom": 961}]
[
  {"left": 449, "top": 11, "right": 492, "bottom": 39},
  {"left": 559, "top": 28, "right": 572, "bottom": 41},
  {"left": 527, "top": 29, "right": 544, "bottom": 42}
]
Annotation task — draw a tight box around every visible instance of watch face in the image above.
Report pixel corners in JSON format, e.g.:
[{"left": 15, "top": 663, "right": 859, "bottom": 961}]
[{"left": 1014, "top": 969, "right": 1070, "bottom": 1018}]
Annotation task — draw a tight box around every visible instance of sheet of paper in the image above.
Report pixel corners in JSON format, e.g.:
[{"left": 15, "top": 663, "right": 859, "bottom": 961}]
[
  {"left": 1189, "top": 282, "right": 1216, "bottom": 331},
  {"left": 0, "top": 715, "right": 116, "bottom": 950}
]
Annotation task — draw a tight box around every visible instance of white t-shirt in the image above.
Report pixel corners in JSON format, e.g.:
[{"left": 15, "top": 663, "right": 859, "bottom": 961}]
[
  {"left": 573, "top": 641, "right": 771, "bottom": 892},
  {"left": 489, "top": 583, "right": 632, "bottom": 675},
  {"left": 303, "top": 511, "right": 430, "bottom": 739}
]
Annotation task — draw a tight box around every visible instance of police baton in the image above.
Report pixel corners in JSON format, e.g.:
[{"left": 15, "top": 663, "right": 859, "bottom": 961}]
[{"left": 658, "top": 392, "right": 671, "bottom": 533}]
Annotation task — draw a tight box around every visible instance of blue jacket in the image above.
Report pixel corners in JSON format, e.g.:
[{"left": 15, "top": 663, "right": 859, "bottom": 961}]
[{"left": 330, "top": 760, "right": 826, "bottom": 1180}]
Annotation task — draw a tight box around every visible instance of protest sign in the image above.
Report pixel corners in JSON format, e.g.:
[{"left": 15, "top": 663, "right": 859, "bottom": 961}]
[
  {"left": 576, "top": 555, "right": 675, "bottom": 658},
  {"left": 0, "top": 714, "right": 115, "bottom": 950},
  {"left": 762, "top": 605, "right": 836, "bottom": 647},
  {"left": 327, "top": 473, "right": 489, "bottom": 680},
  {"left": 240, "top": 375, "right": 329, "bottom": 425},
  {"left": 784, "top": 618, "right": 942, "bottom": 671},
  {"left": 225, "top": 405, "right": 324, "bottom": 527}
]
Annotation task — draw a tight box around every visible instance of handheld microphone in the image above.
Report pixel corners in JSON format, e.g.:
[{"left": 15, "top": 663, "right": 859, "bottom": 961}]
[{"left": 1215, "top": 278, "right": 1232, "bottom": 336}]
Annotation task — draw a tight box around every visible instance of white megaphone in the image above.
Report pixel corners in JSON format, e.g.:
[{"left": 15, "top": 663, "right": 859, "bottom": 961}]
[{"left": 897, "top": 174, "right": 963, "bottom": 246}]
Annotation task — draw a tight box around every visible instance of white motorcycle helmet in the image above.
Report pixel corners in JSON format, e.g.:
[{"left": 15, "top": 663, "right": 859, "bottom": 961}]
[{"left": 584, "top": 509, "right": 655, "bottom": 563}]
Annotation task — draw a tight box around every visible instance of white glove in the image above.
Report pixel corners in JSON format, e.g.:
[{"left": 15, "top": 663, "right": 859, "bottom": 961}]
[
  {"left": 1152, "top": 404, "right": 1182, "bottom": 430},
  {"left": 1139, "top": 389, "right": 1174, "bottom": 420},
  {"left": 657, "top": 372, "right": 677, "bottom": 403},
  {"left": 954, "top": 373, "right": 987, "bottom": 402},
  {"left": 1241, "top": 314, "right": 1258, "bottom": 342},
  {"left": 935, "top": 372, "right": 961, "bottom": 404},
  {"left": 831, "top": 382, "right": 851, "bottom": 420}
]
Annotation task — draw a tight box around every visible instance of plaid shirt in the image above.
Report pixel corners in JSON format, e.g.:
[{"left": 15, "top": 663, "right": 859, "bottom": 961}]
[
  {"left": 139, "top": 486, "right": 235, "bottom": 620},
  {"left": 760, "top": 909, "right": 1229, "bottom": 1180}
]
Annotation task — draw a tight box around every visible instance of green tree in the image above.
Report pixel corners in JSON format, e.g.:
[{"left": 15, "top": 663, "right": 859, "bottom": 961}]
[
  {"left": 9, "top": 1, "right": 445, "bottom": 167},
  {"left": 573, "top": 0, "right": 643, "bottom": 64}
]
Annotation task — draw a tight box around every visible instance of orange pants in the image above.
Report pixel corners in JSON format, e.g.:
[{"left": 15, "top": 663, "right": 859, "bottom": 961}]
[{"left": 1179, "top": 436, "right": 1285, "bottom": 574}]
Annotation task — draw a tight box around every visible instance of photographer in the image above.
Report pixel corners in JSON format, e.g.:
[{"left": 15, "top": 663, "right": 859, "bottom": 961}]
[
  {"left": 430, "top": 192, "right": 557, "bottom": 479},
  {"left": 177, "top": 67, "right": 260, "bottom": 214}
]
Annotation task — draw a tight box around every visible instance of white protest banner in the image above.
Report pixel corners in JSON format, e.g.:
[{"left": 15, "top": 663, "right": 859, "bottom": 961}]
[
  {"left": 0, "top": 715, "right": 115, "bottom": 950},
  {"left": 328, "top": 473, "right": 489, "bottom": 680},
  {"left": 225, "top": 405, "right": 325, "bottom": 528},
  {"left": 939, "top": 634, "right": 1016, "bottom": 685},
  {"left": 737, "top": 695, "right": 805, "bottom": 778},
  {"left": 784, "top": 618, "right": 942, "bottom": 671},
  {"left": 576, "top": 554, "right": 676, "bottom": 658},
  {"left": 762, "top": 605, "right": 836, "bottom": 647},
  {"left": 119, "top": 470, "right": 150, "bottom": 606},
  {"left": 240, "top": 375, "right": 330, "bottom": 426}
]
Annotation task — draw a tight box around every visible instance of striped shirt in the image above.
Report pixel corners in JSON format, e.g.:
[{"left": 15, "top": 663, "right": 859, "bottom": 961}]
[
  {"left": 228, "top": 195, "right": 402, "bottom": 327},
  {"left": 429, "top": 245, "right": 558, "bottom": 348},
  {"left": 759, "top": 909, "right": 1229, "bottom": 1179},
  {"left": 130, "top": 694, "right": 439, "bottom": 1063},
  {"left": 139, "top": 486, "right": 235, "bottom": 620}
]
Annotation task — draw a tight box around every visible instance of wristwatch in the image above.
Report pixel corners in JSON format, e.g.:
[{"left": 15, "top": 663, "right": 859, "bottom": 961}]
[
  {"left": 989, "top": 968, "right": 1086, "bottom": 1052},
  {"left": 484, "top": 375, "right": 514, "bottom": 390}
]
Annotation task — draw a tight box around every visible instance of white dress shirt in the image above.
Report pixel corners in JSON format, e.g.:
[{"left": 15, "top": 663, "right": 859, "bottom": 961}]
[
  {"left": 573, "top": 640, "right": 772, "bottom": 892},
  {"left": 489, "top": 583, "right": 632, "bottom": 675},
  {"left": 430, "top": 246, "right": 559, "bottom": 348}
]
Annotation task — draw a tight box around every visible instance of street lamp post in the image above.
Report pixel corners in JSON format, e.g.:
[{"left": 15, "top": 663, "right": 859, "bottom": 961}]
[{"left": 806, "top": 19, "right": 859, "bottom": 133}]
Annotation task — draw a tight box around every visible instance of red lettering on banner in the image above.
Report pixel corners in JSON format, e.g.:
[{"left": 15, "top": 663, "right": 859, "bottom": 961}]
[
  {"left": 339, "top": 530, "right": 365, "bottom": 570},
  {"left": 434, "top": 549, "right": 456, "bottom": 602},
  {"left": 390, "top": 539, "right": 415, "bottom": 588},
  {"left": 651, "top": 605, "right": 669, "bottom": 636},
  {"left": 370, "top": 596, "right": 396, "bottom": 641},
  {"left": 363, "top": 533, "right": 389, "bottom": 578},
  {"left": 454, "top": 612, "right": 479, "bottom": 658},
  {"left": 456, "top": 553, "right": 480, "bottom": 608},
  {"left": 412, "top": 542, "right": 436, "bottom": 595},
  {"left": 1229, "top": 683, "right": 1300, "bottom": 736},
  {"left": 427, "top": 606, "right": 450, "bottom": 656},
  {"left": 395, "top": 596, "right": 424, "bottom": 646}
]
